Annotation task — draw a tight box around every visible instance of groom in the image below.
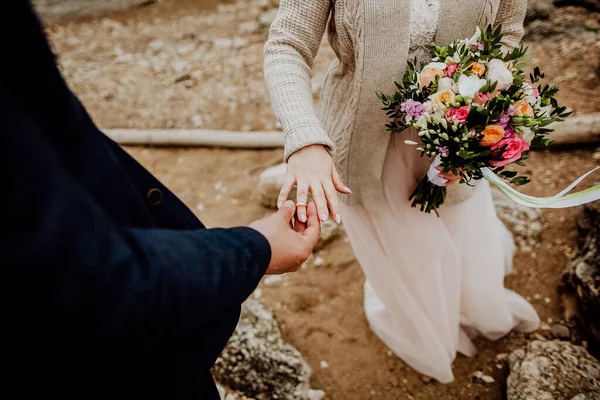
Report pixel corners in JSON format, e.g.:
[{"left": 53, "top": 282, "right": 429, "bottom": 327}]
[{"left": 1, "top": 1, "right": 319, "bottom": 399}]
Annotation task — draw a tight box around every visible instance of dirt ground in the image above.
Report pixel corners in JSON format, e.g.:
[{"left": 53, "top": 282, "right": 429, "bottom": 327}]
[{"left": 43, "top": 0, "right": 600, "bottom": 399}]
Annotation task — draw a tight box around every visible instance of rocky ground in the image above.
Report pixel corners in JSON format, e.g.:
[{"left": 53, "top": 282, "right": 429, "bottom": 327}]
[{"left": 41, "top": 0, "right": 600, "bottom": 399}]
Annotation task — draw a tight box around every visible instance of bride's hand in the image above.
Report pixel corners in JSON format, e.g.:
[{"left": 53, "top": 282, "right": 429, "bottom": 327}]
[
  {"left": 278, "top": 145, "right": 351, "bottom": 224},
  {"left": 435, "top": 166, "right": 463, "bottom": 187}
]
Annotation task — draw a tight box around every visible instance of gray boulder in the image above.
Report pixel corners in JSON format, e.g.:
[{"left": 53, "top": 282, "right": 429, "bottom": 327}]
[
  {"left": 561, "top": 204, "right": 600, "bottom": 349},
  {"left": 507, "top": 340, "right": 600, "bottom": 400},
  {"left": 212, "top": 300, "right": 325, "bottom": 400}
]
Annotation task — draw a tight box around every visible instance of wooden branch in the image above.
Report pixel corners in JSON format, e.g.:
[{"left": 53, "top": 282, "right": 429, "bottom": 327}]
[
  {"left": 103, "top": 129, "right": 285, "bottom": 149},
  {"left": 547, "top": 113, "right": 600, "bottom": 146},
  {"left": 103, "top": 113, "right": 600, "bottom": 149}
]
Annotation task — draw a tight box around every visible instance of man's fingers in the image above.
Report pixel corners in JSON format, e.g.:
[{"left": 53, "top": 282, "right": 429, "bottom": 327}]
[
  {"left": 296, "top": 181, "right": 309, "bottom": 223},
  {"left": 276, "top": 200, "right": 296, "bottom": 223},
  {"left": 311, "top": 182, "right": 329, "bottom": 222},
  {"left": 323, "top": 180, "right": 342, "bottom": 224},
  {"left": 277, "top": 174, "right": 296, "bottom": 209},
  {"left": 332, "top": 165, "right": 351, "bottom": 194},
  {"left": 302, "top": 202, "right": 321, "bottom": 246}
]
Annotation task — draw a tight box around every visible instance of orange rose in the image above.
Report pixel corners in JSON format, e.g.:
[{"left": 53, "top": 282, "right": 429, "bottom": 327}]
[
  {"left": 419, "top": 67, "right": 444, "bottom": 89},
  {"left": 469, "top": 62, "right": 485, "bottom": 77},
  {"left": 513, "top": 101, "right": 534, "bottom": 116},
  {"left": 480, "top": 124, "right": 505, "bottom": 147}
]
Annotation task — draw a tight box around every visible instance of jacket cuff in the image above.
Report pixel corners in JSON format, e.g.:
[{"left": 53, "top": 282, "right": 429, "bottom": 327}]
[{"left": 232, "top": 227, "right": 272, "bottom": 302}]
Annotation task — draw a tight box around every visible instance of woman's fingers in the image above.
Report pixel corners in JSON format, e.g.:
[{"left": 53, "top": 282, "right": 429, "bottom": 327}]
[
  {"left": 310, "top": 181, "right": 330, "bottom": 222},
  {"left": 278, "top": 174, "right": 296, "bottom": 209},
  {"left": 296, "top": 181, "right": 309, "bottom": 223},
  {"left": 323, "top": 180, "right": 342, "bottom": 224},
  {"left": 332, "top": 165, "right": 351, "bottom": 194}
]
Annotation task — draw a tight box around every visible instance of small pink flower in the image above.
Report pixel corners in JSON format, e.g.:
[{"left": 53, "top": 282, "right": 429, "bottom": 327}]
[
  {"left": 490, "top": 137, "right": 529, "bottom": 167},
  {"left": 444, "top": 63, "right": 459, "bottom": 78},
  {"left": 444, "top": 106, "right": 471, "bottom": 124},
  {"left": 473, "top": 92, "right": 491, "bottom": 105}
]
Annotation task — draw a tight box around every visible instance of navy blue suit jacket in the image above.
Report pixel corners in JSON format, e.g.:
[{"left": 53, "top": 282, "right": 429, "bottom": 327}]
[{"left": 1, "top": 2, "right": 271, "bottom": 398}]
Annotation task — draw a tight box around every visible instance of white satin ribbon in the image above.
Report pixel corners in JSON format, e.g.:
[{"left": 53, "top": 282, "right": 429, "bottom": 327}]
[
  {"left": 427, "top": 155, "right": 448, "bottom": 187},
  {"left": 482, "top": 167, "right": 600, "bottom": 209}
]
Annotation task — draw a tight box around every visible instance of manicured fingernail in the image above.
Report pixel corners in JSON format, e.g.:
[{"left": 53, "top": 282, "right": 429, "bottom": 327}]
[
  {"left": 277, "top": 201, "right": 283, "bottom": 209},
  {"left": 299, "top": 214, "right": 307, "bottom": 223},
  {"left": 320, "top": 213, "right": 329, "bottom": 222},
  {"left": 345, "top": 187, "right": 352, "bottom": 193},
  {"left": 335, "top": 214, "right": 342, "bottom": 224}
]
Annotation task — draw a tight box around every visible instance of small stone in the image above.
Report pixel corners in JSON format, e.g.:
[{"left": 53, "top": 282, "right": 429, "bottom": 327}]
[
  {"left": 550, "top": 324, "right": 570, "bottom": 340},
  {"left": 534, "top": 294, "right": 542, "bottom": 300},
  {"left": 593, "top": 150, "right": 600, "bottom": 161},
  {"left": 495, "top": 353, "right": 509, "bottom": 363},
  {"left": 544, "top": 297, "right": 551, "bottom": 304},
  {"left": 196, "top": 203, "right": 205, "bottom": 212},
  {"left": 253, "top": 289, "right": 262, "bottom": 299},
  {"left": 472, "top": 370, "right": 495, "bottom": 384},
  {"left": 259, "top": 9, "right": 279, "bottom": 26},
  {"left": 387, "top": 351, "right": 393, "bottom": 356},
  {"left": 190, "top": 115, "right": 203, "bottom": 127},
  {"left": 264, "top": 275, "right": 283, "bottom": 285},
  {"left": 319, "top": 360, "right": 329, "bottom": 369},
  {"left": 313, "top": 256, "right": 325, "bottom": 266},
  {"left": 421, "top": 376, "right": 433, "bottom": 383},
  {"left": 308, "top": 390, "right": 326, "bottom": 400}
]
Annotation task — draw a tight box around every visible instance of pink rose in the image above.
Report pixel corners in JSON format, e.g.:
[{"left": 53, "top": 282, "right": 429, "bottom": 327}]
[
  {"left": 444, "top": 63, "right": 459, "bottom": 78},
  {"left": 444, "top": 106, "right": 471, "bottom": 124},
  {"left": 473, "top": 92, "right": 491, "bottom": 105},
  {"left": 490, "top": 137, "right": 530, "bottom": 167}
]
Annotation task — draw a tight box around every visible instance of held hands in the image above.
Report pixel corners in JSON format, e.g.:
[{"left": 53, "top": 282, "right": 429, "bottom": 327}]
[
  {"left": 249, "top": 200, "right": 321, "bottom": 275},
  {"left": 278, "top": 145, "right": 351, "bottom": 224}
]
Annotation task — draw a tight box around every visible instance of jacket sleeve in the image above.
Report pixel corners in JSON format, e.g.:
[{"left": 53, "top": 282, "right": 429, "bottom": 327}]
[
  {"left": 2, "top": 97, "right": 271, "bottom": 342},
  {"left": 263, "top": 0, "right": 335, "bottom": 162},
  {"left": 494, "top": 0, "right": 528, "bottom": 51}
]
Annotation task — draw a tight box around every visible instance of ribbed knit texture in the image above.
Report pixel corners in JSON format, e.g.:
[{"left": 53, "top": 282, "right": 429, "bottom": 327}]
[{"left": 264, "top": 0, "right": 528, "bottom": 211}]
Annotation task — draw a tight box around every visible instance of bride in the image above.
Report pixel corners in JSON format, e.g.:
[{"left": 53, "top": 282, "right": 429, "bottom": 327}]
[{"left": 263, "top": 0, "right": 540, "bottom": 383}]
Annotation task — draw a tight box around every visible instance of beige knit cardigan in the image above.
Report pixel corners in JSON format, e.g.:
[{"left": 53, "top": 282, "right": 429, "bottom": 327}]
[{"left": 264, "top": 0, "right": 527, "bottom": 212}]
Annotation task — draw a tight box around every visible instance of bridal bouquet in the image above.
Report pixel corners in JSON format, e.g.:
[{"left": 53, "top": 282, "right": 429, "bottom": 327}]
[{"left": 379, "top": 25, "right": 599, "bottom": 215}]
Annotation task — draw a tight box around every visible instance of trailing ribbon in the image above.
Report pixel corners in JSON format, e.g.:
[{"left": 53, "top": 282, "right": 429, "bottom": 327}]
[{"left": 482, "top": 167, "right": 600, "bottom": 208}]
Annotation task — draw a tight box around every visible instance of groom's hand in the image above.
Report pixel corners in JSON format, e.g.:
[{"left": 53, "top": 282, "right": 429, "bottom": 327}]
[{"left": 249, "top": 200, "right": 320, "bottom": 275}]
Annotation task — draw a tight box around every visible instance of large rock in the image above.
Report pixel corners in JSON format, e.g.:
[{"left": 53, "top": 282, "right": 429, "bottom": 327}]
[
  {"left": 32, "top": 0, "right": 155, "bottom": 19},
  {"left": 561, "top": 204, "right": 600, "bottom": 351},
  {"left": 507, "top": 340, "right": 600, "bottom": 400},
  {"left": 212, "top": 300, "right": 325, "bottom": 400},
  {"left": 491, "top": 188, "right": 542, "bottom": 253},
  {"left": 258, "top": 163, "right": 294, "bottom": 209}
]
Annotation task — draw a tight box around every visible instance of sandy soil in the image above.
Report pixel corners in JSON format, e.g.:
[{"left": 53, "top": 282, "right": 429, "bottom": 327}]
[{"left": 43, "top": 0, "right": 600, "bottom": 399}]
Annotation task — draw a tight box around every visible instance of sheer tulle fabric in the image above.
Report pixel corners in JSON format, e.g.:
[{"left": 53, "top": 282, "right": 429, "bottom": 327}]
[{"left": 341, "top": 133, "right": 540, "bottom": 383}]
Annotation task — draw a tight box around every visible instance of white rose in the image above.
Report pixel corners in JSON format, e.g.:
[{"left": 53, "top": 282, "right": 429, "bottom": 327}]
[
  {"left": 438, "top": 77, "right": 456, "bottom": 92},
  {"left": 424, "top": 62, "right": 448, "bottom": 71},
  {"left": 486, "top": 59, "right": 514, "bottom": 91},
  {"left": 457, "top": 74, "right": 487, "bottom": 99}
]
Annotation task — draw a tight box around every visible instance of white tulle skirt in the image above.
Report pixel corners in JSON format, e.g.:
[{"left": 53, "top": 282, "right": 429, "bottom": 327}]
[{"left": 341, "top": 133, "right": 540, "bottom": 383}]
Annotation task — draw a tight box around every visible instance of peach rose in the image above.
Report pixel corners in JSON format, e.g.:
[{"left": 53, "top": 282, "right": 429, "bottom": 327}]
[
  {"left": 480, "top": 124, "right": 505, "bottom": 147},
  {"left": 419, "top": 66, "right": 444, "bottom": 89},
  {"left": 469, "top": 62, "right": 485, "bottom": 77},
  {"left": 513, "top": 101, "right": 534, "bottom": 117},
  {"left": 431, "top": 89, "right": 455, "bottom": 107}
]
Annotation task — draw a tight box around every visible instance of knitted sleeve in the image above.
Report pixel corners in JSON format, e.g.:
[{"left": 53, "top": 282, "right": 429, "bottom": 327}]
[
  {"left": 494, "top": 0, "right": 527, "bottom": 51},
  {"left": 263, "top": 0, "right": 335, "bottom": 162}
]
